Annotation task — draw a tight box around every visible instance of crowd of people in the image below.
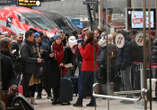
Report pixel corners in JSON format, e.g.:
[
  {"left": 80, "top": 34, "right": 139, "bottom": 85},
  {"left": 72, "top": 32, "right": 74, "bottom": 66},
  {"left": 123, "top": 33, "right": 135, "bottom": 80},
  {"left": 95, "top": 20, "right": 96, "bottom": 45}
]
[{"left": 0, "top": 27, "right": 157, "bottom": 109}]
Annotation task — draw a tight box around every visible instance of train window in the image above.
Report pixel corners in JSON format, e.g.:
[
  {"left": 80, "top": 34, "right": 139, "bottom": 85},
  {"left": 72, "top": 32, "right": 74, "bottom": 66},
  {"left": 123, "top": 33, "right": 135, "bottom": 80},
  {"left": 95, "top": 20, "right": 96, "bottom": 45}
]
[
  {"left": 6, "top": 17, "right": 13, "bottom": 28},
  {"left": 18, "top": 15, "right": 21, "bottom": 22},
  {"left": 22, "top": 12, "right": 56, "bottom": 30},
  {"left": 25, "top": 19, "right": 29, "bottom": 25}
]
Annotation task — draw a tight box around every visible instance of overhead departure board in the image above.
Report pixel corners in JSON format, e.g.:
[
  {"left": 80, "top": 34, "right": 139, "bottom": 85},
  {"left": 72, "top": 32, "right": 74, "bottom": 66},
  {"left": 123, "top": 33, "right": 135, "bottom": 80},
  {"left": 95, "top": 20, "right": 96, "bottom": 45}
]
[{"left": 17, "top": 0, "right": 41, "bottom": 7}]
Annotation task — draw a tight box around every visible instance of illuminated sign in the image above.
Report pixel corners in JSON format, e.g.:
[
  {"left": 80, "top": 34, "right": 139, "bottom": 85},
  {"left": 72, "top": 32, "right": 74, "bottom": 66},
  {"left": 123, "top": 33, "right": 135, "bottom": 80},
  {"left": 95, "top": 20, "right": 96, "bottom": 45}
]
[
  {"left": 127, "top": 9, "right": 156, "bottom": 29},
  {"left": 131, "top": 11, "right": 154, "bottom": 28},
  {"left": 17, "top": 0, "right": 41, "bottom": 7}
]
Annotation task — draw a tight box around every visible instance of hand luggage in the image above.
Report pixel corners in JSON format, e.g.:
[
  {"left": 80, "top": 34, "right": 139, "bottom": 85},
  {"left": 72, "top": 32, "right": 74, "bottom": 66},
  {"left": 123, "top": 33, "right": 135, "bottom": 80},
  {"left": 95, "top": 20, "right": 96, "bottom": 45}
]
[
  {"left": 71, "top": 77, "right": 78, "bottom": 95},
  {"left": 59, "top": 77, "right": 73, "bottom": 104}
]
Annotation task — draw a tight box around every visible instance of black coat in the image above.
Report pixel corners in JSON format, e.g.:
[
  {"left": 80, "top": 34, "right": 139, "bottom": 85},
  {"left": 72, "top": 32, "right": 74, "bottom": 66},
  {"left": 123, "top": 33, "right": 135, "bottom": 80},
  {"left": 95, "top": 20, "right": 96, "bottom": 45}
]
[
  {"left": 0, "top": 53, "right": 16, "bottom": 90},
  {"left": 45, "top": 59, "right": 60, "bottom": 88},
  {"left": 20, "top": 40, "right": 39, "bottom": 75},
  {"left": 96, "top": 46, "right": 107, "bottom": 65},
  {"left": 63, "top": 47, "right": 74, "bottom": 64},
  {"left": 116, "top": 39, "right": 132, "bottom": 70},
  {"left": 152, "top": 38, "right": 157, "bottom": 63},
  {"left": 41, "top": 53, "right": 60, "bottom": 88},
  {"left": 130, "top": 40, "right": 143, "bottom": 62},
  {"left": 40, "top": 38, "right": 60, "bottom": 88},
  {"left": 41, "top": 37, "right": 51, "bottom": 59}
]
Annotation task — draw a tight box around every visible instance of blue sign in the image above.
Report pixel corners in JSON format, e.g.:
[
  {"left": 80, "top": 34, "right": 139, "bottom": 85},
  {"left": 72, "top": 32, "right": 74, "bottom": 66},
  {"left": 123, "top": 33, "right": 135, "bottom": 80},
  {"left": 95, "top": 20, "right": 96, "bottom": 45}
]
[{"left": 70, "top": 19, "right": 83, "bottom": 28}]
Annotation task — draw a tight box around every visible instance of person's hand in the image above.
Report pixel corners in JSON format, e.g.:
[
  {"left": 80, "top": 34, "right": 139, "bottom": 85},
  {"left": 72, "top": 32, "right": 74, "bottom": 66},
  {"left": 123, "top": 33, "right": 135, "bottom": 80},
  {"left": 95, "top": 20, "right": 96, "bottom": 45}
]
[
  {"left": 60, "top": 63, "right": 64, "bottom": 67},
  {"left": 37, "top": 58, "right": 43, "bottom": 63},
  {"left": 40, "top": 48, "right": 44, "bottom": 54},
  {"left": 9, "top": 84, "right": 17, "bottom": 89},
  {"left": 78, "top": 43, "right": 82, "bottom": 49},
  {"left": 49, "top": 53, "right": 54, "bottom": 58},
  {"left": 40, "top": 66, "right": 43, "bottom": 72},
  {"left": 11, "top": 49, "right": 16, "bottom": 54}
]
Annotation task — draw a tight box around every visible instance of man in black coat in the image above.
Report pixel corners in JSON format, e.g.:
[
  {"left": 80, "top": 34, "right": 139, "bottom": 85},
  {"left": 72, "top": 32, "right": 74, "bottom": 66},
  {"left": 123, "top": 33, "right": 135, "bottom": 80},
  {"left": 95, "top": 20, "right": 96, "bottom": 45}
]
[{"left": 20, "top": 30, "right": 43, "bottom": 101}]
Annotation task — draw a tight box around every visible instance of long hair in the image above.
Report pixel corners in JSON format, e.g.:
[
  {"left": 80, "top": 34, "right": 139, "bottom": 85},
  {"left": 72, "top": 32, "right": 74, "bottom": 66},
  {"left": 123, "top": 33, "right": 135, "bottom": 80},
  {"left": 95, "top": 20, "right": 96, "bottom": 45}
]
[{"left": 83, "top": 31, "right": 97, "bottom": 48}]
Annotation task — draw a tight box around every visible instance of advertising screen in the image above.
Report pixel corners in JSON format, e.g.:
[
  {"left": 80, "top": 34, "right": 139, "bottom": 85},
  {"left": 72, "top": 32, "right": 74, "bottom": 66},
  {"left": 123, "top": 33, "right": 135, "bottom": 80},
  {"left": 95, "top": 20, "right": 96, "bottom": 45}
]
[{"left": 127, "top": 9, "right": 156, "bottom": 29}]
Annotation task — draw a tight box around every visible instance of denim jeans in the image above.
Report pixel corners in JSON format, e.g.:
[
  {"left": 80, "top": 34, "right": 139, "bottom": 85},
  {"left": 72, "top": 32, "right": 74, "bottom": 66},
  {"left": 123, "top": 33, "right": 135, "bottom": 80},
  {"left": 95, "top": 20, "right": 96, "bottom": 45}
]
[{"left": 78, "top": 71, "right": 94, "bottom": 100}]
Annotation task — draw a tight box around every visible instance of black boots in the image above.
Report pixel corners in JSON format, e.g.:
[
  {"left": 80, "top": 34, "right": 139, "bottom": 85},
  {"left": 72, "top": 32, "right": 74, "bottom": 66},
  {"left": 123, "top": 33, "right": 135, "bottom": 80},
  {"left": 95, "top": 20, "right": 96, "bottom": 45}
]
[
  {"left": 47, "top": 94, "right": 52, "bottom": 99},
  {"left": 86, "top": 102, "right": 96, "bottom": 106},
  {"left": 73, "top": 99, "right": 82, "bottom": 107},
  {"left": 73, "top": 97, "right": 96, "bottom": 107},
  {"left": 52, "top": 98, "right": 60, "bottom": 105},
  {"left": 86, "top": 98, "right": 96, "bottom": 107},
  {"left": 36, "top": 94, "right": 42, "bottom": 99}
]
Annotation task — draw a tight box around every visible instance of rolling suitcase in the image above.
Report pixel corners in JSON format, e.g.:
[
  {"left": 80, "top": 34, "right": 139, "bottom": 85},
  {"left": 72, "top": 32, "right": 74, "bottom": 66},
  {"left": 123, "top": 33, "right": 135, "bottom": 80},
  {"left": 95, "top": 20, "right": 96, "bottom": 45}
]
[
  {"left": 71, "top": 77, "right": 78, "bottom": 95},
  {"left": 59, "top": 77, "right": 73, "bottom": 104}
]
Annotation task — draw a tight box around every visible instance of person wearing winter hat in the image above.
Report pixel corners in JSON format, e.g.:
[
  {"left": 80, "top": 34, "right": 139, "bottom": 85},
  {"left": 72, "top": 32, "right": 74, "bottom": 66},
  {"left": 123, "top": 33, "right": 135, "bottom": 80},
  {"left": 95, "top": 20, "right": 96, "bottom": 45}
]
[
  {"left": 54, "top": 33, "right": 61, "bottom": 41},
  {"left": 51, "top": 33, "right": 65, "bottom": 104},
  {"left": 33, "top": 32, "right": 44, "bottom": 100},
  {"left": 68, "top": 36, "right": 77, "bottom": 48},
  {"left": 34, "top": 32, "right": 41, "bottom": 44}
]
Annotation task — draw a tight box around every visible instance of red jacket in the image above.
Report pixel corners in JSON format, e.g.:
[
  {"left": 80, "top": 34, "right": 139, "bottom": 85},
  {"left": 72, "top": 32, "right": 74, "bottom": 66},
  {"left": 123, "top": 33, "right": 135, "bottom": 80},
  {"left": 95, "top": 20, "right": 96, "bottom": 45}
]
[
  {"left": 52, "top": 43, "right": 67, "bottom": 75},
  {"left": 52, "top": 43, "right": 64, "bottom": 64},
  {"left": 79, "top": 43, "right": 99, "bottom": 71}
]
